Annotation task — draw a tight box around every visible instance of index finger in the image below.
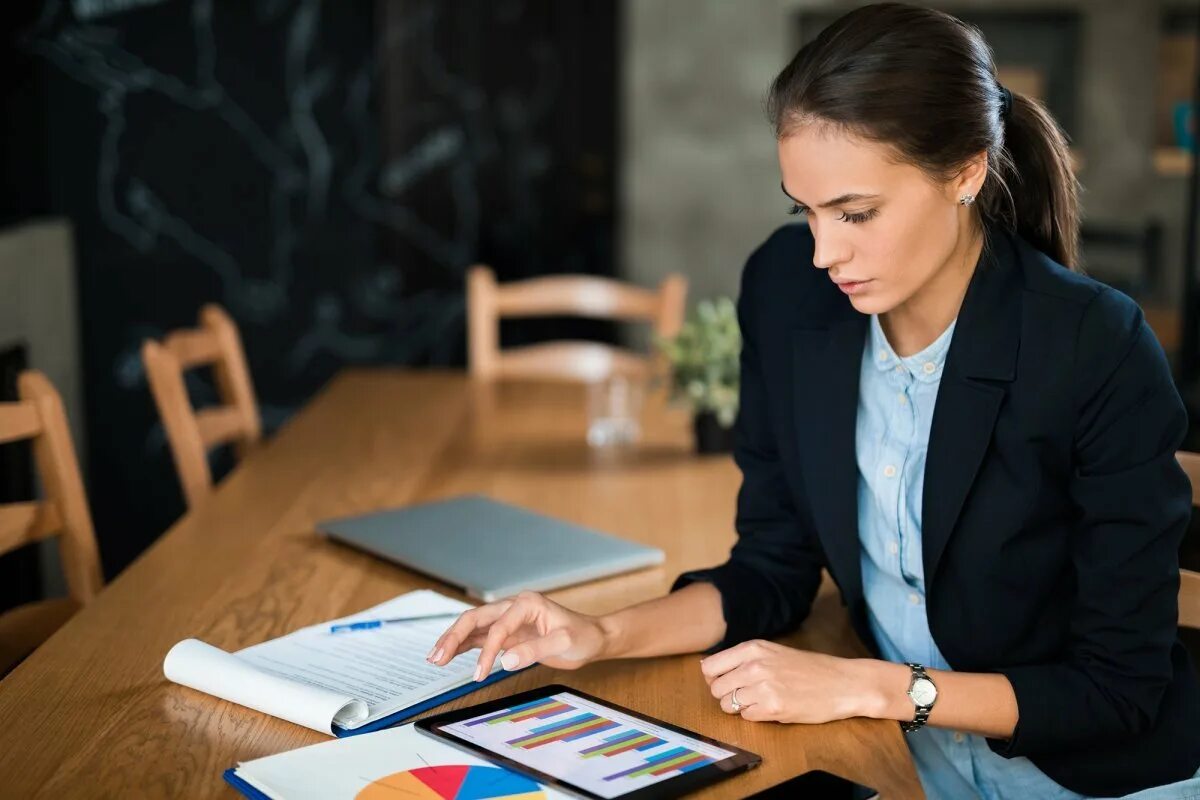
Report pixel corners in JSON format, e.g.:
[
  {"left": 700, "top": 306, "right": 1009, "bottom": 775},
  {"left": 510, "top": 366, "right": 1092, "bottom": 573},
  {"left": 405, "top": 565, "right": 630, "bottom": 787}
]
[
  {"left": 699, "top": 640, "right": 760, "bottom": 682},
  {"left": 428, "top": 600, "right": 512, "bottom": 666}
]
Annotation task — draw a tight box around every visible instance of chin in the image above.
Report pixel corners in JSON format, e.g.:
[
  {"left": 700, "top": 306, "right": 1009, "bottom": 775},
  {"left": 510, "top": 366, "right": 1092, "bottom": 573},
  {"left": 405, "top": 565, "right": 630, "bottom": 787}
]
[{"left": 846, "top": 293, "right": 894, "bottom": 316}]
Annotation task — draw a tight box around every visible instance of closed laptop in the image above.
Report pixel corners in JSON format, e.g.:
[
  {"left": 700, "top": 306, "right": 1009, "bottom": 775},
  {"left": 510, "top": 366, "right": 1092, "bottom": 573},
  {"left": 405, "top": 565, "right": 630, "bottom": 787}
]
[{"left": 318, "top": 495, "right": 665, "bottom": 601}]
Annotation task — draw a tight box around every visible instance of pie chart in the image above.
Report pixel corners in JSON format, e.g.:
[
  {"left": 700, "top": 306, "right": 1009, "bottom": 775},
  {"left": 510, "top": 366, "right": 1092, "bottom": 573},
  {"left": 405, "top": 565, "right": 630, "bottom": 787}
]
[{"left": 356, "top": 765, "right": 546, "bottom": 800}]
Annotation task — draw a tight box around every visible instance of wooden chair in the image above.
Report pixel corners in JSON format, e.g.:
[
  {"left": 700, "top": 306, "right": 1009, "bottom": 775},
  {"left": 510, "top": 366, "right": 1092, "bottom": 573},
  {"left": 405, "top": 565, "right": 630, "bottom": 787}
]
[
  {"left": 1173, "top": 451, "right": 1200, "bottom": 629},
  {"left": 0, "top": 370, "right": 103, "bottom": 675},
  {"left": 467, "top": 265, "right": 687, "bottom": 382},
  {"left": 141, "top": 305, "right": 261, "bottom": 509}
]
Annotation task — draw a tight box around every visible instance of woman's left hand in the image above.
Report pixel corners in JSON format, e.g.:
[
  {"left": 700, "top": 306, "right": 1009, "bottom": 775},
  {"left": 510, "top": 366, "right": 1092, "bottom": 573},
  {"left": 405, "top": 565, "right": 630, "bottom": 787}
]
[{"left": 701, "top": 639, "right": 879, "bottom": 724}]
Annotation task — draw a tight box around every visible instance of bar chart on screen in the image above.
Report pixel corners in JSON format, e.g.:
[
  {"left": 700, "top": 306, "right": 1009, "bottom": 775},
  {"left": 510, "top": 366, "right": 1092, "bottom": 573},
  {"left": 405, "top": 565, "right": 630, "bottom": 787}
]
[{"left": 443, "top": 693, "right": 736, "bottom": 798}]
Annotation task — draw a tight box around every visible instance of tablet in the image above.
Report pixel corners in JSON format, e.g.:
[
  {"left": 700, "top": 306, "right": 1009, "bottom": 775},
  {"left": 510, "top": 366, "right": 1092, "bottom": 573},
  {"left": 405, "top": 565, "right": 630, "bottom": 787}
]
[{"left": 415, "top": 684, "right": 761, "bottom": 799}]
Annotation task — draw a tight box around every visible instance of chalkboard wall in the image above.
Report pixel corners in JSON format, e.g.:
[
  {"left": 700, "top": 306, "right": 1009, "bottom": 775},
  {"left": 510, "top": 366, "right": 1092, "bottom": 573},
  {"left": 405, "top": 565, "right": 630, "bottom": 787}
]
[{"left": 6, "top": 0, "right": 619, "bottom": 576}]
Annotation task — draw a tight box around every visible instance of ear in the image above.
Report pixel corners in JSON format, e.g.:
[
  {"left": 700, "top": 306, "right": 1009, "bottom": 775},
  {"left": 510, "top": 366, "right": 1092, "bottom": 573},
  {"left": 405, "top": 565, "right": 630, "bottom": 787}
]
[{"left": 948, "top": 150, "right": 989, "bottom": 201}]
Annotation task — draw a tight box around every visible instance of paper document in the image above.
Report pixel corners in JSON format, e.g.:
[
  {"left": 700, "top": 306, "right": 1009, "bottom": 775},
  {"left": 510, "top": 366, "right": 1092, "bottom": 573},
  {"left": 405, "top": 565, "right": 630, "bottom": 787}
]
[
  {"left": 229, "top": 723, "right": 572, "bottom": 799},
  {"left": 163, "top": 590, "right": 500, "bottom": 735}
]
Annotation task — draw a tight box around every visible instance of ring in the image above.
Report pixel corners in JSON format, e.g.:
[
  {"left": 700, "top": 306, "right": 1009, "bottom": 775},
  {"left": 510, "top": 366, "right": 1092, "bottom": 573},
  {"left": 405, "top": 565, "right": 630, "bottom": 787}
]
[{"left": 730, "top": 687, "right": 743, "bottom": 713}]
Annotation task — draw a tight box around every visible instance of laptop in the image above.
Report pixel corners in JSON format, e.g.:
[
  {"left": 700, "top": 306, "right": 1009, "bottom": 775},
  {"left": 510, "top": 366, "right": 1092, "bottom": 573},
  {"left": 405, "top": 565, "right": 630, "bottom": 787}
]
[{"left": 318, "top": 495, "right": 666, "bottom": 601}]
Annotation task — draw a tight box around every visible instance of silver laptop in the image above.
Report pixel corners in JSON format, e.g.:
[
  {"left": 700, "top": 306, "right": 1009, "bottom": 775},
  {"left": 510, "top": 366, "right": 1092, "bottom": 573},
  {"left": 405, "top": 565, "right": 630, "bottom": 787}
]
[{"left": 318, "top": 495, "right": 665, "bottom": 601}]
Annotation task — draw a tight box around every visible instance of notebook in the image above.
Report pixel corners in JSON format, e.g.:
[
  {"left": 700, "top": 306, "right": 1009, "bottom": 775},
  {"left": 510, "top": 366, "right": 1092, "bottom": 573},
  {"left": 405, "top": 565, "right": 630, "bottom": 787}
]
[
  {"left": 163, "top": 590, "right": 518, "bottom": 736},
  {"left": 318, "top": 495, "right": 666, "bottom": 602},
  {"left": 224, "top": 722, "right": 572, "bottom": 799}
]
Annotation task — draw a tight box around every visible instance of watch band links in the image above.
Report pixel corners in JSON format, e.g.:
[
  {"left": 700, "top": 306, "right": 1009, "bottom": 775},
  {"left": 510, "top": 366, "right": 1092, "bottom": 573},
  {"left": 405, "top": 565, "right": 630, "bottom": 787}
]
[{"left": 901, "top": 662, "right": 934, "bottom": 734}]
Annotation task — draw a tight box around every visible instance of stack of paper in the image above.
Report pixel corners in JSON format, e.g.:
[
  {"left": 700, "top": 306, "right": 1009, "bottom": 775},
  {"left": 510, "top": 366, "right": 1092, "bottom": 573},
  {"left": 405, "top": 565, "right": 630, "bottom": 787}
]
[{"left": 163, "top": 590, "right": 514, "bottom": 735}]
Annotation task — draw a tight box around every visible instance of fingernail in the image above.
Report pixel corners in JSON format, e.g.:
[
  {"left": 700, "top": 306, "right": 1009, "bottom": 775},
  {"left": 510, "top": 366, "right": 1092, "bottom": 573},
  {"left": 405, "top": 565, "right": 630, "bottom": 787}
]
[
  {"left": 474, "top": 664, "right": 484, "bottom": 681},
  {"left": 501, "top": 652, "right": 520, "bottom": 670},
  {"left": 432, "top": 648, "right": 443, "bottom": 664}
]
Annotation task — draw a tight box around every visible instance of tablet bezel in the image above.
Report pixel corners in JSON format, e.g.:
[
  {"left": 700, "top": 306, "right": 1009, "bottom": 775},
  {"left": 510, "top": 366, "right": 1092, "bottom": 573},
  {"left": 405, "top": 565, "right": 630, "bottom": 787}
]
[{"left": 414, "top": 683, "right": 762, "bottom": 800}]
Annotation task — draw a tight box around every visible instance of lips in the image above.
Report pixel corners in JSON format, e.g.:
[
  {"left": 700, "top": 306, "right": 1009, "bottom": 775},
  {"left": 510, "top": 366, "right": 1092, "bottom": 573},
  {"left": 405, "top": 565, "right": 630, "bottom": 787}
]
[{"left": 832, "top": 278, "right": 872, "bottom": 296}]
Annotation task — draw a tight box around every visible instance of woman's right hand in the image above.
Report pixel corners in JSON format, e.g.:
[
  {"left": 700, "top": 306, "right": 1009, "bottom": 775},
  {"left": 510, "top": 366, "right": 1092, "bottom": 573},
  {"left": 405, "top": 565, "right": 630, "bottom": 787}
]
[{"left": 427, "top": 591, "right": 613, "bottom": 681}]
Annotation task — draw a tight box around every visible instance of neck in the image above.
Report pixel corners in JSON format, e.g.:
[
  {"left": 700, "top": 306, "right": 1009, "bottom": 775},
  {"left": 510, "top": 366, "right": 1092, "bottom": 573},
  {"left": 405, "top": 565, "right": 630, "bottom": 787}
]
[{"left": 881, "top": 221, "right": 984, "bottom": 357}]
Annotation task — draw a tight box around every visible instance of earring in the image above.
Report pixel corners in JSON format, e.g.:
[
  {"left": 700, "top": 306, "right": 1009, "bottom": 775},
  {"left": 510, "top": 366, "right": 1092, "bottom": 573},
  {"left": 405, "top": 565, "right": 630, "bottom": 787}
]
[{"left": 959, "top": 193, "right": 976, "bottom": 206}]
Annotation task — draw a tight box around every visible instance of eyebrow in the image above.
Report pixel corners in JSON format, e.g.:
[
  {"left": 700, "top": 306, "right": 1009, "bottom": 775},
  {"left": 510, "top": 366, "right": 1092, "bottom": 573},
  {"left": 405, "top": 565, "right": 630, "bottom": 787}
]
[{"left": 780, "top": 182, "right": 879, "bottom": 209}]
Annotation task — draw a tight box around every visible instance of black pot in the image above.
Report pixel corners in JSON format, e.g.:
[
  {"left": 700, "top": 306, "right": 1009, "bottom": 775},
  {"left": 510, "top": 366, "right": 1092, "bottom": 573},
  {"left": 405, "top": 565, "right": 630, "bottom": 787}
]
[{"left": 693, "top": 411, "right": 735, "bottom": 454}]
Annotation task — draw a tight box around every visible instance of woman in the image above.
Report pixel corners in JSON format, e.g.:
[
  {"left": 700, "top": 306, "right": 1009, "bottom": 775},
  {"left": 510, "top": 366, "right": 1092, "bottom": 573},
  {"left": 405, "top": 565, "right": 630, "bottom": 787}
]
[{"left": 429, "top": 4, "right": 1200, "bottom": 797}]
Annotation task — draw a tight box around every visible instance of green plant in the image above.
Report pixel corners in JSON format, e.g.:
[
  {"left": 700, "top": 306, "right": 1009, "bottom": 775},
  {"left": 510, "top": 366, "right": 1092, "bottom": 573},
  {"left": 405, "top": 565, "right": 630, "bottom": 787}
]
[{"left": 657, "top": 297, "right": 741, "bottom": 428}]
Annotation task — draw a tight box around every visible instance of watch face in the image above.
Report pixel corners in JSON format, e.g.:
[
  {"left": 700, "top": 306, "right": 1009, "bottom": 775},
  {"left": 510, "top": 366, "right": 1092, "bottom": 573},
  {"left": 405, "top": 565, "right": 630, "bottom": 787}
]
[{"left": 910, "top": 677, "right": 937, "bottom": 706}]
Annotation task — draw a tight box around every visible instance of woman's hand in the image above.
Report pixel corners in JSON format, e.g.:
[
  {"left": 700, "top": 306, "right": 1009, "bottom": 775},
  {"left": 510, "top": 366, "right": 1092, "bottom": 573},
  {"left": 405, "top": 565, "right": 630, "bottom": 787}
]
[
  {"left": 701, "top": 639, "right": 879, "bottom": 723},
  {"left": 427, "top": 591, "right": 613, "bottom": 680}
]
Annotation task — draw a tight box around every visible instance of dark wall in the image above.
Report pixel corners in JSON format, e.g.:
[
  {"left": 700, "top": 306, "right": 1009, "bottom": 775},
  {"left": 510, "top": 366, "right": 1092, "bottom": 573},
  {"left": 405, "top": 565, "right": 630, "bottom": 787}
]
[{"left": 5, "top": 0, "right": 619, "bottom": 578}]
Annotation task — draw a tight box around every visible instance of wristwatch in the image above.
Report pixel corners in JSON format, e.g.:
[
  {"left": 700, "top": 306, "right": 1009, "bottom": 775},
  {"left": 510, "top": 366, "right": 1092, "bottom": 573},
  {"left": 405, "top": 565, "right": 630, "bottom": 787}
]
[{"left": 901, "top": 662, "right": 938, "bottom": 733}]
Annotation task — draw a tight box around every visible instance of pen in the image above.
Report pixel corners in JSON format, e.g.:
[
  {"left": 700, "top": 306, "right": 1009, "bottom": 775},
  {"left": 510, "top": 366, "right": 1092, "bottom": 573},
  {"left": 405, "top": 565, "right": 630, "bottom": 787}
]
[{"left": 328, "top": 611, "right": 462, "bottom": 633}]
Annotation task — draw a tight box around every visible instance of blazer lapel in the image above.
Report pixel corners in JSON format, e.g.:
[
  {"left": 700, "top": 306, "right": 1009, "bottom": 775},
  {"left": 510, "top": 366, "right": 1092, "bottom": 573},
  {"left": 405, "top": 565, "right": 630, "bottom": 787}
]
[
  {"left": 794, "top": 312, "right": 868, "bottom": 608},
  {"left": 922, "top": 230, "right": 1023, "bottom": 583}
]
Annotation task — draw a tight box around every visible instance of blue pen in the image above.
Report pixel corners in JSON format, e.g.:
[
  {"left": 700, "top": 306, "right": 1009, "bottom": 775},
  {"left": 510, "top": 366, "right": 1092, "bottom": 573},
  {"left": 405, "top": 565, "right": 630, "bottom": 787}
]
[{"left": 329, "top": 611, "right": 462, "bottom": 634}]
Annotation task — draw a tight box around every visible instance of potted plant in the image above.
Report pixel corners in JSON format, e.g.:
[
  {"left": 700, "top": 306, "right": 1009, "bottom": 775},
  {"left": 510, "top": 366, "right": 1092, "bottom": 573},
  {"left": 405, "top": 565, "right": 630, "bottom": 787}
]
[{"left": 658, "top": 297, "right": 740, "bottom": 454}]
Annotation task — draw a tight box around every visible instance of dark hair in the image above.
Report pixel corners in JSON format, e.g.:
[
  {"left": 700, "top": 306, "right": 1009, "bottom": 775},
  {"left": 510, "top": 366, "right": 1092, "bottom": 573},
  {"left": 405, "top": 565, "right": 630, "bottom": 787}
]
[{"left": 768, "top": 2, "right": 1080, "bottom": 270}]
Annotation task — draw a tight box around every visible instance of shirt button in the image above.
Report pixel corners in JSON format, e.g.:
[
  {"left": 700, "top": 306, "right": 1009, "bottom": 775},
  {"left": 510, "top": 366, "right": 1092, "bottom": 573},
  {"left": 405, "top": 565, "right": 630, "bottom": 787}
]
[
  {"left": 923, "top": 362, "right": 936, "bottom": 375},
  {"left": 908, "top": 593, "right": 920, "bottom": 605},
  {"left": 954, "top": 732, "right": 966, "bottom": 743},
  {"left": 877, "top": 349, "right": 889, "bottom": 362},
  {"left": 883, "top": 465, "right": 897, "bottom": 478},
  {"left": 889, "top": 541, "right": 899, "bottom": 555},
  {"left": 897, "top": 393, "right": 908, "bottom": 406},
  {"left": 895, "top": 365, "right": 904, "bottom": 374}
]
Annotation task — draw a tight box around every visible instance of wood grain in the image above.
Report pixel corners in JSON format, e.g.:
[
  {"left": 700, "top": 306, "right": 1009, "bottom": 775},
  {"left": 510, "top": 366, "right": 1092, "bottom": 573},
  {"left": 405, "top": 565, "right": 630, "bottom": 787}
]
[{"left": 0, "top": 371, "right": 922, "bottom": 799}]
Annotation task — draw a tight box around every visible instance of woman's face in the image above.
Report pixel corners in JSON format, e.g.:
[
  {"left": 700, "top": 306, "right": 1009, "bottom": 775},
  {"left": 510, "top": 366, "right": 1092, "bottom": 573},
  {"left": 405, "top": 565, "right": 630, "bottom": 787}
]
[{"left": 777, "top": 124, "right": 981, "bottom": 316}]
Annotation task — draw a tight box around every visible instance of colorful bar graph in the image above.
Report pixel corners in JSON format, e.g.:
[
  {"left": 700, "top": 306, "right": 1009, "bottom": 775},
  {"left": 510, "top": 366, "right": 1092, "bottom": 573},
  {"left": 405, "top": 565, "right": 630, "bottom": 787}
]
[
  {"left": 466, "top": 697, "right": 572, "bottom": 726},
  {"left": 601, "top": 746, "right": 716, "bottom": 782},
  {"left": 580, "top": 731, "right": 666, "bottom": 758},
  {"left": 507, "top": 712, "right": 602, "bottom": 748},
  {"left": 509, "top": 715, "right": 622, "bottom": 749}
]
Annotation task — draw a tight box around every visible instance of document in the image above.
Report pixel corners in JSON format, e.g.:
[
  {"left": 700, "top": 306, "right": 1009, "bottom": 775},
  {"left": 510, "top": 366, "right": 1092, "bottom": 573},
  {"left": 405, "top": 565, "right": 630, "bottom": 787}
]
[
  {"left": 228, "top": 722, "right": 572, "bottom": 799},
  {"left": 163, "top": 590, "right": 501, "bottom": 735}
]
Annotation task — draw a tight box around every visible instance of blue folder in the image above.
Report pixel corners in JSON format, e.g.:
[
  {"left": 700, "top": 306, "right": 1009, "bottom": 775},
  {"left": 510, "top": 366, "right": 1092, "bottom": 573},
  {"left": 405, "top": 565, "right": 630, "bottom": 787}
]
[
  {"left": 332, "top": 665, "right": 517, "bottom": 737},
  {"left": 222, "top": 666, "right": 521, "bottom": 798}
]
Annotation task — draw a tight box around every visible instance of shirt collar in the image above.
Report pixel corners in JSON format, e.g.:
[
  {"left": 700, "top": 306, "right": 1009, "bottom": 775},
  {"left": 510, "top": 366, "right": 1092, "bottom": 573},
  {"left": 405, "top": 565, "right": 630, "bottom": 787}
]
[{"left": 868, "top": 314, "right": 957, "bottom": 383}]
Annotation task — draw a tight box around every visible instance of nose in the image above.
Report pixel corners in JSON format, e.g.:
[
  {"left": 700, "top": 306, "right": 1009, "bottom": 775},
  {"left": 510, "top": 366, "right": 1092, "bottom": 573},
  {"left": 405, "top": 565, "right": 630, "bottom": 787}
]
[{"left": 811, "top": 224, "right": 850, "bottom": 272}]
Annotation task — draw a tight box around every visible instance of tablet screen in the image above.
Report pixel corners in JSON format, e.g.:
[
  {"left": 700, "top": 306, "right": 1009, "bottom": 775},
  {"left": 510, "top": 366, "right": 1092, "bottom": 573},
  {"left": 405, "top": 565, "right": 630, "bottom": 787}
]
[{"left": 437, "top": 690, "right": 740, "bottom": 799}]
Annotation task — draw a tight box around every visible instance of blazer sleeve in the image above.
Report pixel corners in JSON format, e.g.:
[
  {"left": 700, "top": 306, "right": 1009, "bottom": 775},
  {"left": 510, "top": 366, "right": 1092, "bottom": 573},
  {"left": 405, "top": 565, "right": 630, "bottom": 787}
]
[
  {"left": 988, "top": 287, "right": 1193, "bottom": 758},
  {"left": 670, "top": 244, "right": 828, "bottom": 653}
]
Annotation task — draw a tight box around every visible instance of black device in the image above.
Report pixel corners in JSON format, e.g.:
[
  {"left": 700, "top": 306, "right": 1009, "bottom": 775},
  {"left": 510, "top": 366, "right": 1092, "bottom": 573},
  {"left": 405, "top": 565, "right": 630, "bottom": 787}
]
[{"left": 416, "top": 684, "right": 762, "bottom": 799}]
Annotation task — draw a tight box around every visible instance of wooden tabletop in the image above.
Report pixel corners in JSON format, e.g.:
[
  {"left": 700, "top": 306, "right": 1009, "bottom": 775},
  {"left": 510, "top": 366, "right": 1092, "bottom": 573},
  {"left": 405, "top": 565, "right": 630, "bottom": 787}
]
[{"left": 0, "top": 370, "right": 923, "bottom": 799}]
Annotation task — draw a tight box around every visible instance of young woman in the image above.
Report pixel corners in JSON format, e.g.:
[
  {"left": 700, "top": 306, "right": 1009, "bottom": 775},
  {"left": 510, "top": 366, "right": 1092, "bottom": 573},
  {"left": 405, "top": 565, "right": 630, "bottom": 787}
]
[{"left": 429, "top": 4, "right": 1200, "bottom": 797}]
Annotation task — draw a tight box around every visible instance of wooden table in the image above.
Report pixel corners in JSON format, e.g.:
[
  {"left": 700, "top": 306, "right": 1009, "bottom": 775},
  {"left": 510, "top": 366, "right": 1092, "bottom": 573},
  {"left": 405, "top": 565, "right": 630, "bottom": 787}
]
[{"left": 0, "top": 371, "right": 923, "bottom": 799}]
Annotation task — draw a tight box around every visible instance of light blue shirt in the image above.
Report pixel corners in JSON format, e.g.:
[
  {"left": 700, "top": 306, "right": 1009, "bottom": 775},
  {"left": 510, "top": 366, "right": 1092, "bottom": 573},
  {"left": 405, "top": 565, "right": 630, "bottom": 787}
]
[{"left": 855, "top": 314, "right": 1200, "bottom": 800}]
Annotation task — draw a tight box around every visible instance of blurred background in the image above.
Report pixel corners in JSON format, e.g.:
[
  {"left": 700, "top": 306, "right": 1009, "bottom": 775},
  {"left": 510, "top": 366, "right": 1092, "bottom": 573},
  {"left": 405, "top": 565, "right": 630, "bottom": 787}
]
[{"left": 1, "top": 0, "right": 1198, "bottom": 615}]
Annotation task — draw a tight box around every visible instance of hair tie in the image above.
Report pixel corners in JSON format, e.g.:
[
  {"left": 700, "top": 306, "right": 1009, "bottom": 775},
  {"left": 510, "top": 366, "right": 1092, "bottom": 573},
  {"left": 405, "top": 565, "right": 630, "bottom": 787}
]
[{"left": 998, "top": 84, "right": 1013, "bottom": 120}]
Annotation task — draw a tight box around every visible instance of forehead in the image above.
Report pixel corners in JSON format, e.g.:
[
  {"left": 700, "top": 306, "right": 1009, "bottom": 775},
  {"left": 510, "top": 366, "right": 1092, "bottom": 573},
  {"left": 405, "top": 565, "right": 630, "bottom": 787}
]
[{"left": 777, "top": 124, "right": 924, "bottom": 199}]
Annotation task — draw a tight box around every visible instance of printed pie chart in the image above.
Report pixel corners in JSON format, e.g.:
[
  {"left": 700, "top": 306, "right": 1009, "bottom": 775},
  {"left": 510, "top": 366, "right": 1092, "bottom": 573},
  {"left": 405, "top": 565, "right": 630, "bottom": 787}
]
[{"left": 356, "top": 765, "right": 546, "bottom": 800}]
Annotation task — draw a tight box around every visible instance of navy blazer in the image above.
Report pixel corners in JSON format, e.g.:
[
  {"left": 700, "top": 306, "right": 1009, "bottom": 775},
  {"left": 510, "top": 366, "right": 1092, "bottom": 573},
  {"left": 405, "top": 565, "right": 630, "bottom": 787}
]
[{"left": 674, "top": 223, "right": 1200, "bottom": 796}]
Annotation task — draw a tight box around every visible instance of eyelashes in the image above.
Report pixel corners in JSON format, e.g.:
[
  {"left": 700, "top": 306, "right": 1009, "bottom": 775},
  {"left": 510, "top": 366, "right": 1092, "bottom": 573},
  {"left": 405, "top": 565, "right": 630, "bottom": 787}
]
[
  {"left": 839, "top": 208, "right": 878, "bottom": 224},
  {"left": 787, "top": 204, "right": 879, "bottom": 225}
]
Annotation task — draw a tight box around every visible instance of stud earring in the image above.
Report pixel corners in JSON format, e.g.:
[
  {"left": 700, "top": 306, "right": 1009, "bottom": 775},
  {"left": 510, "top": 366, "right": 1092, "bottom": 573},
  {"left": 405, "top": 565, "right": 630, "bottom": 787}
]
[{"left": 959, "top": 193, "right": 976, "bottom": 206}]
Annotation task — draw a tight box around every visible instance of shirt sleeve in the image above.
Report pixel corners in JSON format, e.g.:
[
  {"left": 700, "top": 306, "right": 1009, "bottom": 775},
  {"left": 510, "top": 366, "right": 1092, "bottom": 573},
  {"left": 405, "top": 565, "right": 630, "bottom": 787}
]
[{"left": 670, "top": 245, "right": 828, "bottom": 653}]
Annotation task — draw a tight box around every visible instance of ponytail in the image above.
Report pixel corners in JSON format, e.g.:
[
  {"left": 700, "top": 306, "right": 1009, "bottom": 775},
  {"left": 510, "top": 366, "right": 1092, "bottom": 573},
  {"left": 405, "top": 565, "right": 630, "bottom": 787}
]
[{"left": 983, "top": 91, "right": 1081, "bottom": 269}]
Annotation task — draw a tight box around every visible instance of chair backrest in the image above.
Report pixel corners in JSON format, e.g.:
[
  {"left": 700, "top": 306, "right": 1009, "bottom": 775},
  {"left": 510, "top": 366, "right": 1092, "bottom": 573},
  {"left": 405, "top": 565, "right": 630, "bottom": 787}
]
[
  {"left": 1173, "top": 451, "right": 1200, "bottom": 629},
  {"left": 142, "top": 304, "right": 261, "bottom": 509},
  {"left": 467, "top": 265, "right": 688, "bottom": 382},
  {"left": 0, "top": 371, "right": 102, "bottom": 605}
]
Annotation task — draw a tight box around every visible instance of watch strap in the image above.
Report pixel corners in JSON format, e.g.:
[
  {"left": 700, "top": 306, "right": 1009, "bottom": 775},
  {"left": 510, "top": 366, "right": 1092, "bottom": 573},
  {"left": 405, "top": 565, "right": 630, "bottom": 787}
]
[{"left": 901, "top": 662, "right": 935, "bottom": 734}]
